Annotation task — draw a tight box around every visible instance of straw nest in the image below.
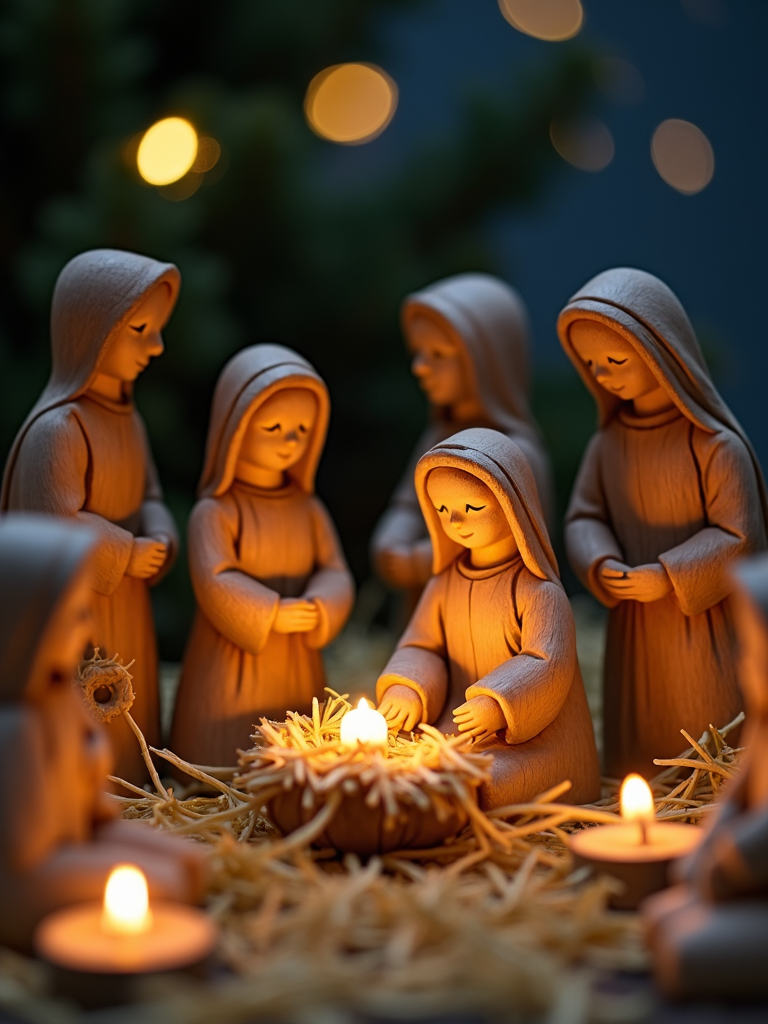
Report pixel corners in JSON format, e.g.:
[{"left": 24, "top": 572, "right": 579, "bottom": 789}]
[{"left": 0, "top": 697, "right": 744, "bottom": 1024}]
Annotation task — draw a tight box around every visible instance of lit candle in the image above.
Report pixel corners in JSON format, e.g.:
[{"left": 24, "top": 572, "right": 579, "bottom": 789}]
[
  {"left": 569, "top": 775, "right": 701, "bottom": 910},
  {"left": 34, "top": 864, "right": 216, "bottom": 1008},
  {"left": 340, "top": 697, "right": 388, "bottom": 753}
]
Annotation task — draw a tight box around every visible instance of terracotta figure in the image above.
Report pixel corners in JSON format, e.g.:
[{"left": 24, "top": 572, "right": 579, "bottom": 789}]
[
  {"left": 375, "top": 428, "right": 600, "bottom": 809},
  {"left": 170, "top": 344, "right": 355, "bottom": 767},
  {"left": 1, "top": 249, "right": 181, "bottom": 786},
  {"left": 371, "top": 274, "right": 554, "bottom": 608},
  {"left": 559, "top": 268, "right": 768, "bottom": 779},
  {"left": 0, "top": 515, "right": 205, "bottom": 952},
  {"left": 643, "top": 553, "right": 768, "bottom": 1000}
]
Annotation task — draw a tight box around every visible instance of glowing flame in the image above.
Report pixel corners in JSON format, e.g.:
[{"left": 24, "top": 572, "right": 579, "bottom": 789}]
[
  {"left": 340, "top": 697, "right": 388, "bottom": 751},
  {"left": 137, "top": 117, "right": 198, "bottom": 185},
  {"left": 305, "top": 63, "right": 397, "bottom": 145},
  {"left": 620, "top": 774, "right": 655, "bottom": 823},
  {"left": 101, "top": 864, "right": 153, "bottom": 936}
]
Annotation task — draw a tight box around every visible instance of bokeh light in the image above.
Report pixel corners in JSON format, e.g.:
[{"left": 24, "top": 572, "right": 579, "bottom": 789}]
[
  {"left": 651, "top": 119, "right": 714, "bottom": 194},
  {"left": 137, "top": 117, "right": 198, "bottom": 185},
  {"left": 597, "top": 57, "right": 646, "bottom": 106},
  {"left": 550, "top": 116, "right": 615, "bottom": 172},
  {"left": 192, "top": 136, "right": 221, "bottom": 173},
  {"left": 305, "top": 63, "right": 398, "bottom": 144},
  {"left": 498, "top": 0, "right": 584, "bottom": 41}
]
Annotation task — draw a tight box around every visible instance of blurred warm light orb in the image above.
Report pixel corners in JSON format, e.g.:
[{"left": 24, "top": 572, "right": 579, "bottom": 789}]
[
  {"left": 102, "top": 864, "right": 153, "bottom": 936},
  {"left": 137, "top": 117, "right": 199, "bottom": 185},
  {"left": 305, "top": 63, "right": 397, "bottom": 144},
  {"left": 550, "top": 116, "right": 614, "bottom": 172},
  {"left": 651, "top": 118, "right": 714, "bottom": 195},
  {"left": 498, "top": 0, "right": 584, "bottom": 41}
]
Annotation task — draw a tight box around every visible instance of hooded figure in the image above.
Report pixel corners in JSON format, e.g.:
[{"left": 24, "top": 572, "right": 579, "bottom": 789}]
[
  {"left": 376, "top": 428, "right": 599, "bottom": 809},
  {"left": 643, "top": 553, "right": 768, "bottom": 1000},
  {"left": 371, "top": 274, "right": 554, "bottom": 605},
  {"left": 559, "top": 267, "right": 768, "bottom": 779},
  {"left": 170, "top": 344, "right": 355, "bottom": 767},
  {"left": 1, "top": 249, "right": 181, "bottom": 786},
  {"left": 0, "top": 515, "right": 203, "bottom": 951}
]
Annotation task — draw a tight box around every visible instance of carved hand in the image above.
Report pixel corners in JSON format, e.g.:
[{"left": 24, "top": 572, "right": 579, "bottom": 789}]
[
  {"left": 452, "top": 695, "right": 505, "bottom": 740},
  {"left": 126, "top": 537, "right": 168, "bottom": 579},
  {"left": 377, "top": 683, "right": 423, "bottom": 732},
  {"left": 600, "top": 559, "right": 673, "bottom": 602},
  {"left": 273, "top": 598, "right": 320, "bottom": 634}
]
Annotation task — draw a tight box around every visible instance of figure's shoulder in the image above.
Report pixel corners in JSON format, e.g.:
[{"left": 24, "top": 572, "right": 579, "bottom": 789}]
[
  {"left": 691, "top": 421, "right": 752, "bottom": 464},
  {"left": 515, "top": 565, "right": 568, "bottom": 610},
  {"left": 189, "top": 492, "right": 239, "bottom": 531},
  {"left": 21, "top": 403, "right": 87, "bottom": 454}
]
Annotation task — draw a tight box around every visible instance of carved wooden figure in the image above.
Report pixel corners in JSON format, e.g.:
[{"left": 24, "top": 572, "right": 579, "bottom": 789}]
[
  {"left": 371, "top": 274, "right": 554, "bottom": 606},
  {"left": 559, "top": 268, "right": 768, "bottom": 779},
  {"left": 375, "top": 428, "right": 599, "bottom": 809},
  {"left": 643, "top": 553, "right": 768, "bottom": 1000},
  {"left": 1, "top": 249, "right": 181, "bottom": 787},
  {"left": 170, "top": 344, "right": 355, "bottom": 767},
  {"left": 0, "top": 515, "right": 205, "bottom": 952}
]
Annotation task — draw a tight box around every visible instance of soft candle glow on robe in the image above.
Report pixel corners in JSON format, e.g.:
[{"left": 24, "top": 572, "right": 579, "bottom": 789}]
[
  {"left": 101, "top": 865, "right": 153, "bottom": 936},
  {"left": 340, "top": 698, "right": 388, "bottom": 751}
]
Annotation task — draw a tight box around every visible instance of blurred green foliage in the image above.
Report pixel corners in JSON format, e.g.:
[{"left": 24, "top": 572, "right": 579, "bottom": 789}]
[{"left": 0, "top": 0, "right": 600, "bottom": 657}]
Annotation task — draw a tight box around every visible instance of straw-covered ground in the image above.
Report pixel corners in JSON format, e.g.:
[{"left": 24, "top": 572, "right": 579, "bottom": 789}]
[{"left": 0, "top": 606, "right": 745, "bottom": 1024}]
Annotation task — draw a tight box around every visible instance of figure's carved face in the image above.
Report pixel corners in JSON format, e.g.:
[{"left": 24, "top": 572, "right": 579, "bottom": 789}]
[
  {"left": 239, "top": 388, "right": 317, "bottom": 474},
  {"left": 408, "top": 314, "right": 471, "bottom": 409},
  {"left": 28, "top": 572, "right": 93, "bottom": 700},
  {"left": 98, "top": 282, "right": 172, "bottom": 383},
  {"left": 426, "top": 467, "right": 513, "bottom": 552},
  {"left": 569, "top": 320, "right": 662, "bottom": 402}
]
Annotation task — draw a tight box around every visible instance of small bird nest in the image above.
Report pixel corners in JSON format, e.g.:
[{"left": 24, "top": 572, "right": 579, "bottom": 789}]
[
  {"left": 74, "top": 649, "right": 135, "bottom": 723},
  {"left": 235, "top": 691, "right": 493, "bottom": 855}
]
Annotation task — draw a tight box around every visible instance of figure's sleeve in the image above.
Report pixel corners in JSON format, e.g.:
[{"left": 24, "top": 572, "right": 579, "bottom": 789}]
[
  {"left": 565, "top": 433, "right": 624, "bottom": 608},
  {"left": 12, "top": 410, "right": 133, "bottom": 596},
  {"left": 370, "top": 430, "right": 433, "bottom": 587},
  {"left": 137, "top": 414, "right": 179, "bottom": 584},
  {"left": 466, "top": 578, "right": 576, "bottom": 745},
  {"left": 659, "top": 430, "right": 767, "bottom": 617},
  {"left": 303, "top": 498, "right": 355, "bottom": 650},
  {"left": 187, "top": 497, "right": 280, "bottom": 655},
  {"left": 375, "top": 573, "right": 448, "bottom": 723}
]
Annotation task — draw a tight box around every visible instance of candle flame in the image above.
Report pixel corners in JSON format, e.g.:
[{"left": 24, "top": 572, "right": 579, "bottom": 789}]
[
  {"left": 339, "top": 697, "right": 388, "bottom": 751},
  {"left": 620, "top": 773, "right": 655, "bottom": 822},
  {"left": 101, "top": 864, "right": 153, "bottom": 936}
]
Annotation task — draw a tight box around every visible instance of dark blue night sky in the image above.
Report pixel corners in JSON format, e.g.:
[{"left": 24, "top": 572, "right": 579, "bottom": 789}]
[{"left": 332, "top": 0, "right": 767, "bottom": 465}]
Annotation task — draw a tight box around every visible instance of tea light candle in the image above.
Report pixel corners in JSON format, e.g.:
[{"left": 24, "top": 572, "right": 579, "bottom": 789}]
[
  {"left": 569, "top": 774, "right": 701, "bottom": 910},
  {"left": 34, "top": 864, "right": 216, "bottom": 1008},
  {"left": 340, "top": 697, "right": 388, "bottom": 753}
]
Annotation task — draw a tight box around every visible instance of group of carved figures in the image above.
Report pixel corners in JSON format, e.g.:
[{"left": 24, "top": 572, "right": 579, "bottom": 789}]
[{"left": 1, "top": 249, "right": 767, "bottom": 998}]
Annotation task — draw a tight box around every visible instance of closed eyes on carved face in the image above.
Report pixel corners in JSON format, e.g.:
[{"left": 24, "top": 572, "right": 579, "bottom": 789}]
[
  {"left": 239, "top": 388, "right": 318, "bottom": 472},
  {"left": 569, "top": 320, "right": 662, "bottom": 401},
  {"left": 427, "top": 467, "right": 512, "bottom": 551}
]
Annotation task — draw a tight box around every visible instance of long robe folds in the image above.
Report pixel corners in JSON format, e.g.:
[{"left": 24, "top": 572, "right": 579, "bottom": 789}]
[
  {"left": 170, "top": 344, "right": 354, "bottom": 768},
  {"left": 171, "top": 480, "right": 352, "bottom": 766},
  {"left": 379, "top": 552, "right": 599, "bottom": 807},
  {"left": 6, "top": 393, "right": 173, "bottom": 783},
  {"left": 377, "top": 428, "right": 600, "bottom": 810},
  {"left": 567, "top": 407, "right": 764, "bottom": 778},
  {"left": 559, "top": 268, "right": 768, "bottom": 779}
]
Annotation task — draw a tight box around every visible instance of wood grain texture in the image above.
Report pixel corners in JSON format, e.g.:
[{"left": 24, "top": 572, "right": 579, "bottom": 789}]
[
  {"left": 170, "top": 345, "right": 354, "bottom": 767},
  {"left": 377, "top": 428, "right": 600, "bottom": 808},
  {"left": 0, "top": 516, "right": 204, "bottom": 951},
  {"left": 372, "top": 273, "right": 554, "bottom": 601},
  {"left": 559, "top": 268, "right": 768, "bottom": 779}
]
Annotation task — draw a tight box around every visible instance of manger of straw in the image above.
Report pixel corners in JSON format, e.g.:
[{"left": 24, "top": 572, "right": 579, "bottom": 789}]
[
  {"left": 234, "top": 691, "right": 490, "bottom": 854},
  {"left": 0, "top": 696, "right": 745, "bottom": 1024}
]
